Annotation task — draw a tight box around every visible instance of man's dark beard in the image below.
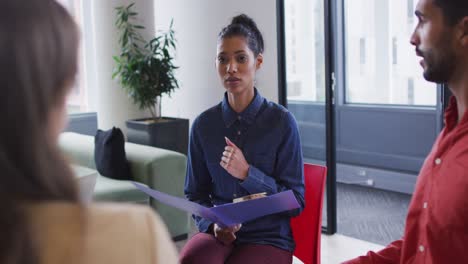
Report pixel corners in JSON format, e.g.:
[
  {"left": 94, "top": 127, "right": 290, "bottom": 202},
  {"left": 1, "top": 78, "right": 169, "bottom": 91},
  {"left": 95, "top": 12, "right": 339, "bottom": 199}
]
[{"left": 420, "top": 48, "right": 456, "bottom": 83}]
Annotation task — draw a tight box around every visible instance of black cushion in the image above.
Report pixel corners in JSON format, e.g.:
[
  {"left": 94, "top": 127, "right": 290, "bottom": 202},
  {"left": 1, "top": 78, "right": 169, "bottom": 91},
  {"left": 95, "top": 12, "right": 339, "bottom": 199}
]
[{"left": 94, "top": 127, "right": 132, "bottom": 180}]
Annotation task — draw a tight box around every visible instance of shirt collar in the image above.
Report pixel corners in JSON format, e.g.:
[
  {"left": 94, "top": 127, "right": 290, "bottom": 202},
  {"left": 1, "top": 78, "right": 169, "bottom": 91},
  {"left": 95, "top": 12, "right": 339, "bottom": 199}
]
[
  {"left": 222, "top": 88, "right": 264, "bottom": 127},
  {"left": 444, "top": 95, "right": 468, "bottom": 131},
  {"left": 444, "top": 96, "right": 458, "bottom": 132}
]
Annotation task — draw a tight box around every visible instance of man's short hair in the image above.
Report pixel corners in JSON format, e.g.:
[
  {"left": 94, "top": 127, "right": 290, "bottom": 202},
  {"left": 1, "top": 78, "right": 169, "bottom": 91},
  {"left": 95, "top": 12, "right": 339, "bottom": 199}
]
[{"left": 433, "top": 0, "right": 468, "bottom": 25}]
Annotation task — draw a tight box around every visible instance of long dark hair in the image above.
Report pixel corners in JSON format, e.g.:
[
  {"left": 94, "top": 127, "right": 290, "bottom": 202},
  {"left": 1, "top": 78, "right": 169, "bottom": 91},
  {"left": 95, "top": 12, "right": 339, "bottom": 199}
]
[
  {"left": 218, "top": 14, "right": 264, "bottom": 57},
  {"left": 0, "top": 0, "right": 80, "bottom": 263}
]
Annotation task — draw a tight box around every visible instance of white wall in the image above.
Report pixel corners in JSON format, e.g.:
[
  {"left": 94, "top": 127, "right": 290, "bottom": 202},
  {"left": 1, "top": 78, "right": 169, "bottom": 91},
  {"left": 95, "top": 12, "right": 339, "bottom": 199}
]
[
  {"left": 155, "top": 0, "right": 279, "bottom": 124},
  {"left": 87, "top": 0, "right": 154, "bottom": 133}
]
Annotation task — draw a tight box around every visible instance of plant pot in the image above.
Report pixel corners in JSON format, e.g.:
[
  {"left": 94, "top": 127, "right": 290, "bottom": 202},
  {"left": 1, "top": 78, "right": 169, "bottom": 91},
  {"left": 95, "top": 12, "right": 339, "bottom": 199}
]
[{"left": 126, "top": 117, "right": 189, "bottom": 155}]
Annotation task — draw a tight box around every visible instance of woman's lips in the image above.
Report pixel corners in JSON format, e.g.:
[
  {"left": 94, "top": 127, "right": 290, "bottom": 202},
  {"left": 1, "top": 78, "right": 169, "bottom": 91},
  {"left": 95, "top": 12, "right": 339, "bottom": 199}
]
[{"left": 226, "top": 77, "right": 241, "bottom": 86}]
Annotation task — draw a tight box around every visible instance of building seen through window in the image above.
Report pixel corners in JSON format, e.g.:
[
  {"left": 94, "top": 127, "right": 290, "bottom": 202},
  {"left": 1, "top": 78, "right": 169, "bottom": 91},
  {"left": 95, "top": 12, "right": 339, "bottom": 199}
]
[
  {"left": 344, "top": 0, "right": 436, "bottom": 106},
  {"left": 284, "top": 0, "right": 436, "bottom": 106},
  {"left": 285, "top": 0, "right": 326, "bottom": 102},
  {"left": 57, "top": 0, "right": 88, "bottom": 113}
]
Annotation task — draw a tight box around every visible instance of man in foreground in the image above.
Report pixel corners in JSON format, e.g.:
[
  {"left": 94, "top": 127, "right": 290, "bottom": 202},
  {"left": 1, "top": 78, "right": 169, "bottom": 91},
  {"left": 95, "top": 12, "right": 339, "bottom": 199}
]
[{"left": 345, "top": 0, "right": 468, "bottom": 263}]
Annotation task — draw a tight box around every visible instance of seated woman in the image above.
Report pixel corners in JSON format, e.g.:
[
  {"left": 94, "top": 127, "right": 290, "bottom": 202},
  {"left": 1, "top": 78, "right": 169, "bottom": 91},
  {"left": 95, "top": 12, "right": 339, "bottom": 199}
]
[
  {"left": 180, "top": 14, "right": 305, "bottom": 264},
  {"left": 0, "top": 0, "right": 177, "bottom": 263}
]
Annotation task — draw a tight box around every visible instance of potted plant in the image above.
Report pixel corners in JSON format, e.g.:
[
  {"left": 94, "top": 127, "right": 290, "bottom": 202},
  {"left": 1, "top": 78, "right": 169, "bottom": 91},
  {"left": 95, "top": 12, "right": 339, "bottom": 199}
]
[{"left": 113, "top": 3, "right": 188, "bottom": 155}]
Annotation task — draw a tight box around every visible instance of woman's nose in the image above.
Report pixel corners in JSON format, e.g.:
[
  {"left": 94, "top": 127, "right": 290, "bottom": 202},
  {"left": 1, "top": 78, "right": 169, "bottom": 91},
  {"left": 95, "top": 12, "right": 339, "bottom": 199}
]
[{"left": 227, "top": 61, "right": 238, "bottom": 73}]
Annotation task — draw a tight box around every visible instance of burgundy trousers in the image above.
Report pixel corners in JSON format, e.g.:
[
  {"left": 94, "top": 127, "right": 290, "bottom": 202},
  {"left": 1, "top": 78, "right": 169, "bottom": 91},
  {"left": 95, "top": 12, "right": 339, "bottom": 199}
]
[{"left": 179, "top": 233, "right": 293, "bottom": 264}]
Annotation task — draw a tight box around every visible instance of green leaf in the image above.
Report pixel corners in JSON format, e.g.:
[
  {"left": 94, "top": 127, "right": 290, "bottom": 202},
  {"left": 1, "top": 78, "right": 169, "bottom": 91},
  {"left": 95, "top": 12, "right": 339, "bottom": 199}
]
[{"left": 113, "top": 2, "right": 179, "bottom": 114}]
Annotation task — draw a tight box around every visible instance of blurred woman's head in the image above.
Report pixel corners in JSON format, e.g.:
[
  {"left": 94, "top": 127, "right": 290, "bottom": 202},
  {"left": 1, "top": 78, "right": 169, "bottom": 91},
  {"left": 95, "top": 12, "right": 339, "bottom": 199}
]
[
  {"left": 0, "top": 0, "right": 79, "bottom": 140},
  {"left": 0, "top": 0, "right": 80, "bottom": 263},
  {"left": 216, "top": 14, "right": 264, "bottom": 95}
]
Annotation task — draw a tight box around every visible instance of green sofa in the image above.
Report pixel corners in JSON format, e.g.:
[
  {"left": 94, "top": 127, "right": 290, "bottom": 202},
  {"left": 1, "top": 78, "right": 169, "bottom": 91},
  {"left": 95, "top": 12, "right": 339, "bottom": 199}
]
[{"left": 59, "top": 132, "right": 190, "bottom": 240}]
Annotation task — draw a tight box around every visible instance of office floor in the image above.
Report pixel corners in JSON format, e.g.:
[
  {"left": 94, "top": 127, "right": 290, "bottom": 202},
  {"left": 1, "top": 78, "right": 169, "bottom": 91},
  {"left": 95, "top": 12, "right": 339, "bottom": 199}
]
[
  {"left": 320, "top": 233, "right": 384, "bottom": 263},
  {"left": 328, "top": 183, "right": 411, "bottom": 245}
]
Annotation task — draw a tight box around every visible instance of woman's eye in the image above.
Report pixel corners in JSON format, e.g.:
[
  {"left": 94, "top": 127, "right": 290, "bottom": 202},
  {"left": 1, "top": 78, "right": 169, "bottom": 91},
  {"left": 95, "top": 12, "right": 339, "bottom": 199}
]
[
  {"left": 218, "top": 56, "right": 227, "bottom": 64},
  {"left": 237, "top": 55, "right": 247, "bottom": 63}
]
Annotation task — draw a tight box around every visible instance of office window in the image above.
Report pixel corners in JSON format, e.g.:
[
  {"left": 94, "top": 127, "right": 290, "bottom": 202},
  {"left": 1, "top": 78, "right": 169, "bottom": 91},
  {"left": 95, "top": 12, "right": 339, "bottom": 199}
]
[
  {"left": 344, "top": 0, "right": 436, "bottom": 106},
  {"left": 408, "top": 78, "right": 415, "bottom": 105},
  {"left": 57, "top": 0, "right": 88, "bottom": 113},
  {"left": 392, "top": 37, "right": 398, "bottom": 65},
  {"left": 360, "top": 38, "right": 366, "bottom": 65},
  {"left": 285, "top": 0, "right": 326, "bottom": 102},
  {"left": 407, "top": 0, "right": 414, "bottom": 24}
]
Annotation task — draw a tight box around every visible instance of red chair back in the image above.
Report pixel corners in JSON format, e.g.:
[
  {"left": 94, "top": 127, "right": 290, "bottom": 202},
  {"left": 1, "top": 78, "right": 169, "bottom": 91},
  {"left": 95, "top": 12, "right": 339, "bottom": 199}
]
[{"left": 291, "top": 163, "right": 327, "bottom": 264}]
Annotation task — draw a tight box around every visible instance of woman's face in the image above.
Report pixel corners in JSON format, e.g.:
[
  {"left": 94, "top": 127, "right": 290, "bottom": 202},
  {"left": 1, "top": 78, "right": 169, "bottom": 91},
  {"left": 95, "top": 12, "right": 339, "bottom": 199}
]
[{"left": 216, "top": 36, "right": 263, "bottom": 95}]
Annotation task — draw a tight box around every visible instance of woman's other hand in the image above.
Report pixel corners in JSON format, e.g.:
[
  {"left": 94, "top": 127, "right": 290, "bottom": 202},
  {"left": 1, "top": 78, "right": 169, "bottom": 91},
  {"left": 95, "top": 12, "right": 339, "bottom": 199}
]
[
  {"left": 220, "top": 137, "right": 250, "bottom": 180},
  {"left": 213, "top": 223, "right": 242, "bottom": 245}
]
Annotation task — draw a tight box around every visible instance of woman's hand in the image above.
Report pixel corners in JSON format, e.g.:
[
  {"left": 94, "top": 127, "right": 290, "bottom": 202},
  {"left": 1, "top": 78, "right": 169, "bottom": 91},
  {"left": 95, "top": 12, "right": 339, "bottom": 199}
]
[
  {"left": 213, "top": 223, "right": 242, "bottom": 245},
  {"left": 220, "top": 137, "right": 250, "bottom": 180}
]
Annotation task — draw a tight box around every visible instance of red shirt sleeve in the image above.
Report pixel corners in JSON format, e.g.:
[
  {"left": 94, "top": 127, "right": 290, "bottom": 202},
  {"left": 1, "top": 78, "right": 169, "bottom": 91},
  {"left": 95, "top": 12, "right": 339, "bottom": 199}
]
[{"left": 342, "top": 239, "right": 403, "bottom": 264}]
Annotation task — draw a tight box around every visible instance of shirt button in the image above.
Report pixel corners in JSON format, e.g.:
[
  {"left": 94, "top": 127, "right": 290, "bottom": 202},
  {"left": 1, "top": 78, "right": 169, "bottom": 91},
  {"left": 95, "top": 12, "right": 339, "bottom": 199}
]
[
  {"left": 237, "top": 131, "right": 241, "bottom": 135},
  {"left": 237, "top": 116, "right": 242, "bottom": 120},
  {"left": 233, "top": 194, "right": 237, "bottom": 197},
  {"left": 434, "top": 158, "right": 441, "bottom": 165},
  {"left": 423, "top": 202, "right": 428, "bottom": 209},
  {"left": 419, "top": 245, "right": 425, "bottom": 252}
]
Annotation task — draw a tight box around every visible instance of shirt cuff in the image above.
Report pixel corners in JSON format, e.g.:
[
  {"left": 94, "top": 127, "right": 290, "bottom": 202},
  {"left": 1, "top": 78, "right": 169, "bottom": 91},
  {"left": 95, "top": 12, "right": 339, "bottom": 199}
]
[
  {"left": 196, "top": 218, "right": 214, "bottom": 233},
  {"left": 240, "top": 165, "right": 277, "bottom": 194}
]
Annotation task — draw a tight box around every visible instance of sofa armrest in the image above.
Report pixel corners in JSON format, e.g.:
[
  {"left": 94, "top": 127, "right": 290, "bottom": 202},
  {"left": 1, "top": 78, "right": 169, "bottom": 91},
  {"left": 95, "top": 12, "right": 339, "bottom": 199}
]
[
  {"left": 59, "top": 132, "right": 97, "bottom": 169},
  {"left": 124, "top": 142, "right": 187, "bottom": 196}
]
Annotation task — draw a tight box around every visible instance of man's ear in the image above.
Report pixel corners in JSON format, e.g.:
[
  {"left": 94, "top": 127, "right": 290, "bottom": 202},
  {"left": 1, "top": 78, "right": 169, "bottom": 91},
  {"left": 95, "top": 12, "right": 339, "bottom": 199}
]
[
  {"left": 458, "top": 17, "right": 468, "bottom": 47},
  {"left": 256, "top": 53, "right": 264, "bottom": 70}
]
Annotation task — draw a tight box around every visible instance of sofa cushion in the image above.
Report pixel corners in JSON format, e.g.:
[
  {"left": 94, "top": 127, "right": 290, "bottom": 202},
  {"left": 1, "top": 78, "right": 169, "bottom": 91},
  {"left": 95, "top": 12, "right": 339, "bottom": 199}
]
[{"left": 93, "top": 175, "right": 148, "bottom": 203}]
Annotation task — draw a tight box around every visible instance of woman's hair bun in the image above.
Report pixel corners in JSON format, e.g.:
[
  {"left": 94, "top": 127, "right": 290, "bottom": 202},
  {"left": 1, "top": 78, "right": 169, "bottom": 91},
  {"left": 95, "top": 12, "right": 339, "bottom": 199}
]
[{"left": 231, "top": 14, "right": 258, "bottom": 32}]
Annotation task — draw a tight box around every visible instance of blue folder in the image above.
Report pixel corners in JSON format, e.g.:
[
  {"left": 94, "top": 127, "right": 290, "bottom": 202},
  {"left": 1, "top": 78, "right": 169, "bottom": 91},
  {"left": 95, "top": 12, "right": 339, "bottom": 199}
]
[{"left": 132, "top": 182, "right": 300, "bottom": 228}]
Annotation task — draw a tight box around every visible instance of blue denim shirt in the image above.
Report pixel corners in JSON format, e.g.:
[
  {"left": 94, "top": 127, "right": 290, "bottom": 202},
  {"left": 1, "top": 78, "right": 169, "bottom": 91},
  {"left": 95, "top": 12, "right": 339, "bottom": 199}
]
[{"left": 185, "top": 89, "right": 305, "bottom": 252}]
